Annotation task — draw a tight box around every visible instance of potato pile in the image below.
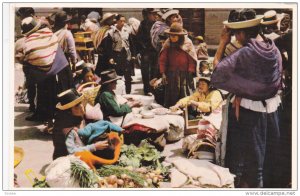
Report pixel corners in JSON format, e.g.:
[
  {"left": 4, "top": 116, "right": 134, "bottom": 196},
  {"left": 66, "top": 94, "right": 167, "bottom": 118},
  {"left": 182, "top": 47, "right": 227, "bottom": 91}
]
[{"left": 97, "top": 166, "right": 165, "bottom": 188}]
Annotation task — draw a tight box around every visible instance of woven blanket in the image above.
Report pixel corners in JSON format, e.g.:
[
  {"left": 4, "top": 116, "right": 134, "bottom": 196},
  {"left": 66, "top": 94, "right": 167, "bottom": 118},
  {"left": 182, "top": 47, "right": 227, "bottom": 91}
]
[{"left": 23, "top": 27, "right": 58, "bottom": 72}]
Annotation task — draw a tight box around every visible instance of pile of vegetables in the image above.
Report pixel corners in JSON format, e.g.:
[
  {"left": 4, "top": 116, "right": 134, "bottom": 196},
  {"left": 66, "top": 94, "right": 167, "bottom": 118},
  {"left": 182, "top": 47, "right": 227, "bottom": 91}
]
[
  {"left": 97, "top": 165, "right": 165, "bottom": 188},
  {"left": 58, "top": 140, "right": 170, "bottom": 188},
  {"left": 118, "top": 140, "right": 169, "bottom": 175}
]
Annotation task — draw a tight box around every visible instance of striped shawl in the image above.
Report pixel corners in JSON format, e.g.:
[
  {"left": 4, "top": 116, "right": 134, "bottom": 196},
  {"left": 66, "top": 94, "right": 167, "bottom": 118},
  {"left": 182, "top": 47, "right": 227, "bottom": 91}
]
[{"left": 23, "top": 27, "right": 58, "bottom": 72}]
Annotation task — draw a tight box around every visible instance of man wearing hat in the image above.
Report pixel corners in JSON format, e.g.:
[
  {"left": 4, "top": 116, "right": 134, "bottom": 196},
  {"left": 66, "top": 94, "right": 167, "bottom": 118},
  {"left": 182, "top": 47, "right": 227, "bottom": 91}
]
[
  {"left": 53, "top": 11, "right": 77, "bottom": 70},
  {"left": 211, "top": 9, "right": 282, "bottom": 188},
  {"left": 261, "top": 10, "right": 281, "bottom": 40},
  {"left": 107, "top": 14, "right": 137, "bottom": 94},
  {"left": 159, "top": 22, "right": 197, "bottom": 108},
  {"left": 93, "top": 13, "right": 116, "bottom": 76},
  {"left": 136, "top": 8, "right": 159, "bottom": 95}
]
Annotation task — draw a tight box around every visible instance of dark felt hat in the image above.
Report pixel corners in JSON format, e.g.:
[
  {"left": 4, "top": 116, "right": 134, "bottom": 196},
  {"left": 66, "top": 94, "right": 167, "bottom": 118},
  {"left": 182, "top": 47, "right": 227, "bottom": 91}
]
[
  {"left": 165, "top": 22, "right": 187, "bottom": 35},
  {"left": 54, "top": 11, "right": 71, "bottom": 24},
  {"left": 56, "top": 89, "right": 83, "bottom": 110},
  {"left": 100, "top": 69, "right": 121, "bottom": 85}
]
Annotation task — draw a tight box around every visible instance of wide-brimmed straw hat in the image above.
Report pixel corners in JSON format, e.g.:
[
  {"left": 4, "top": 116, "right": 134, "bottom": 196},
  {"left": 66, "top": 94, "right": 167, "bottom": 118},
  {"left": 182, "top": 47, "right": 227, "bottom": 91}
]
[
  {"left": 21, "top": 16, "right": 41, "bottom": 35},
  {"left": 100, "top": 13, "right": 116, "bottom": 24},
  {"left": 56, "top": 89, "right": 84, "bottom": 110},
  {"left": 223, "top": 9, "right": 263, "bottom": 29},
  {"left": 165, "top": 22, "right": 187, "bottom": 35},
  {"left": 100, "top": 69, "right": 121, "bottom": 85},
  {"left": 14, "top": 146, "right": 24, "bottom": 168},
  {"left": 261, "top": 10, "right": 280, "bottom": 25}
]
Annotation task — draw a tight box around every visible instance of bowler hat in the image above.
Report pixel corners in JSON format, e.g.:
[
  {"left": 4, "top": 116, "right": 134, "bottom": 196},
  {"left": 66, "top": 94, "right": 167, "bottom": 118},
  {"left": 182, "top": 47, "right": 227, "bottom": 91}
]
[
  {"left": 21, "top": 17, "right": 41, "bottom": 35},
  {"left": 16, "top": 7, "right": 35, "bottom": 18},
  {"left": 100, "top": 69, "right": 121, "bottom": 85},
  {"left": 165, "top": 22, "right": 187, "bottom": 35},
  {"left": 56, "top": 89, "right": 84, "bottom": 110},
  {"left": 54, "top": 11, "right": 71, "bottom": 24},
  {"left": 223, "top": 9, "right": 263, "bottom": 29}
]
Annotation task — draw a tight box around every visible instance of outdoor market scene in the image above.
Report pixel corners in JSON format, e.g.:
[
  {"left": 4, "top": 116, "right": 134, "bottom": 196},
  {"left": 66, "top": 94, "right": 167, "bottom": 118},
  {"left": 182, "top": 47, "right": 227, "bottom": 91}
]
[{"left": 13, "top": 5, "right": 293, "bottom": 189}]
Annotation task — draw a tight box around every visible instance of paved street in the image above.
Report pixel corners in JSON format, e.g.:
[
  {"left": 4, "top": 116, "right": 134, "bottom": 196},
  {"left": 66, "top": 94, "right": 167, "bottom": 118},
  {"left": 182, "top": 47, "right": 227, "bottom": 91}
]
[{"left": 13, "top": 64, "right": 174, "bottom": 187}]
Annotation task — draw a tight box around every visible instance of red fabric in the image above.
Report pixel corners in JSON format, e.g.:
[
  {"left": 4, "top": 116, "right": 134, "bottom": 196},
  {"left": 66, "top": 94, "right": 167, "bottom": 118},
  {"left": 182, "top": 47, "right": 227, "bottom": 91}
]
[
  {"left": 159, "top": 47, "right": 196, "bottom": 74},
  {"left": 123, "top": 123, "right": 154, "bottom": 134}
]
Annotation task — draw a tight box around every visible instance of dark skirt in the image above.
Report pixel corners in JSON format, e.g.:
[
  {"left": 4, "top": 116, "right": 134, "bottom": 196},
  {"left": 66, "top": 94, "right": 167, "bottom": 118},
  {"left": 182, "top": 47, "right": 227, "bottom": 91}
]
[
  {"left": 225, "top": 105, "right": 280, "bottom": 188},
  {"left": 164, "top": 71, "right": 194, "bottom": 108}
]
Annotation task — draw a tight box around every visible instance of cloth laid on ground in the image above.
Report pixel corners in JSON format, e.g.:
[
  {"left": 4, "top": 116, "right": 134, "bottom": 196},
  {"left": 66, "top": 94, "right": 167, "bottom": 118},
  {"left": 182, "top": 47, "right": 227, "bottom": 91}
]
[
  {"left": 45, "top": 155, "right": 89, "bottom": 188},
  {"left": 168, "top": 157, "right": 235, "bottom": 188},
  {"left": 211, "top": 38, "right": 282, "bottom": 101},
  {"left": 122, "top": 114, "right": 169, "bottom": 133}
]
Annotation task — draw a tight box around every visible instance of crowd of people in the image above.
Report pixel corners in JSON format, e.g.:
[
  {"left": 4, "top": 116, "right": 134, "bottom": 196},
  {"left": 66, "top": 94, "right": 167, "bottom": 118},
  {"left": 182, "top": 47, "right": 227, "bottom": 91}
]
[{"left": 14, "top": 7, "right": 292, "bottom": 188}]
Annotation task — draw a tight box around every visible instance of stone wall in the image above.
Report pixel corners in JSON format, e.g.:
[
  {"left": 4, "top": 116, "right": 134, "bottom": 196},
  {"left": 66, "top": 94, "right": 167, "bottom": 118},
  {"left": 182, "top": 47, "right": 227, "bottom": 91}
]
[{"left": 204, "top": 9, "right": 231, "bottom": 46}]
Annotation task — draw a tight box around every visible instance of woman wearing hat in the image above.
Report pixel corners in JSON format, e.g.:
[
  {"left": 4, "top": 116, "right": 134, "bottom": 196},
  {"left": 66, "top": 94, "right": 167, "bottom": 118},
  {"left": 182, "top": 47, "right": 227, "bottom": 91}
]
[
  {"left": 211, "top": 9, "right": 282, "bottom": 188},
  {"left": 94, "top": 69, "right": 141, "bottom": 121},
  {"left": 52, "top": 88, "right": 122, "bottom": 160},
  {"left": 53, "top": 11, "right": 77, "bottom": 70},
  {"left": 159, "top": 22, "right": 197, "bottom": 108},
  {"left": 150, "top": 8, "right": 183, "bottom": 52},
  {"left": 170, "top": 77, "right": 223, "bottom": 118}
]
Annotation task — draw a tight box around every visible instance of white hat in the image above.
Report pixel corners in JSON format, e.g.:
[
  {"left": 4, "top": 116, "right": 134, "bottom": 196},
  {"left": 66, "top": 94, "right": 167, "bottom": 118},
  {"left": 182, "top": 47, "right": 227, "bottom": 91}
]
[
  {"left": 100, "top": 13, "right": 116, "bottom": 24},
  {"left": 223, "top": 15, "right": 263, "bottom": 29},
  {"left": 261, "top": 10, "right": 280, "bottom": 25},
  {"left": 161, "top": 8, "right": 179, "bottom": 20}
]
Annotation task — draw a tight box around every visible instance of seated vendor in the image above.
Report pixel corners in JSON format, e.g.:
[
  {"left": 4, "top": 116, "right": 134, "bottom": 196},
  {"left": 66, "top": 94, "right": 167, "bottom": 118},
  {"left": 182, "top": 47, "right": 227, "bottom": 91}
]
[
  {"left": 53, "top": 88, "right": 122, "bottom": 160},
  {"left": 76, "top": 66, "right": 100, "bottom": 90},
  {"left": 94, "top": 69, "right": 142, "bottom": 122},
  {"left": 170, "top": 77, "right": 223, "bottom": 119}
]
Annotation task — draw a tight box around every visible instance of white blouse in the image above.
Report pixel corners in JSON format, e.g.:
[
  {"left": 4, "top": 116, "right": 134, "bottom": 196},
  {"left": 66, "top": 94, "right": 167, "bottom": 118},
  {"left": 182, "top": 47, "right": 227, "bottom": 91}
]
[{"left": 231, "top": 93, "right": 282, "bottom": 113}]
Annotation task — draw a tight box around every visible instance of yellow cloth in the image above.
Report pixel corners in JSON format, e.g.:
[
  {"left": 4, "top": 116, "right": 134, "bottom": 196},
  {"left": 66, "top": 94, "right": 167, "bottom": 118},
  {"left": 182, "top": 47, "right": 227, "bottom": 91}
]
[{"left": 177, "top": 90, "right": 223, "bottom": 113}]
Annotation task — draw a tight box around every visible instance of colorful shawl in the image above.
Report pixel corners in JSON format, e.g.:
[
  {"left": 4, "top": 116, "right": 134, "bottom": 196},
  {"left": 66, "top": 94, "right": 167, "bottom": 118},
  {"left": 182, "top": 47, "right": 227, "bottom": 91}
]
[
  {"left": 23, "top": 27, "right": 58, "bottom": 72},
  {"left": 211, "top": 38, "right": 282, "bottom": 100},
  {"left": 150, "top": 21, "right": 168, "bottom": 51},
  {"left": 93, "top": 25, "right": 110, "bottom": 50},
  {"left": 162, "top": 36, "right": 198, "bottom": 63}
]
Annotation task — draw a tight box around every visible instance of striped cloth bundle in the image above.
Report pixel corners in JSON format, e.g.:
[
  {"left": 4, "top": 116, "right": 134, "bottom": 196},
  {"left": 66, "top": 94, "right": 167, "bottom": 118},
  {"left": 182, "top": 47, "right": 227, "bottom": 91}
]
[{"left": 23, "top": 27, "right": 58, "bottom": 72}]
